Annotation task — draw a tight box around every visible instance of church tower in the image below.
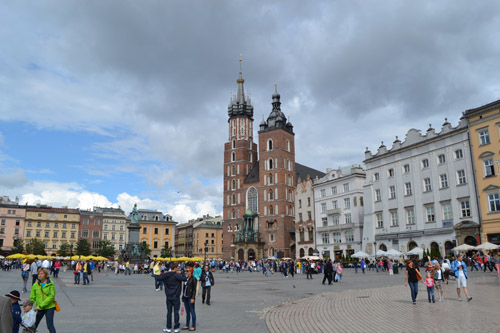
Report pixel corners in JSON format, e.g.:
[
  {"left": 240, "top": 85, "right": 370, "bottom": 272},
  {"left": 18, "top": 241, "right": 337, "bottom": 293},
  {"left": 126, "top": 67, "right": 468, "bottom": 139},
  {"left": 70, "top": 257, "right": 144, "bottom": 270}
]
[
  {"left": 258, "top": 86, "right": 296, "bottom": 258},
  {"left": 222, "top": 61, "right": 258, "bottom": 258}
]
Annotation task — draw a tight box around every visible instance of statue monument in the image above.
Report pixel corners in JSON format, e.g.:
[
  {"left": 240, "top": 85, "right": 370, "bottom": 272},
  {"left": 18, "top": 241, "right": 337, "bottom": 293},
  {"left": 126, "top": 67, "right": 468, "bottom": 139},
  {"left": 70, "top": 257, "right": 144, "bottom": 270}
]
[{"left": 121, "top": 203, "right": 148, "bottom": 264}]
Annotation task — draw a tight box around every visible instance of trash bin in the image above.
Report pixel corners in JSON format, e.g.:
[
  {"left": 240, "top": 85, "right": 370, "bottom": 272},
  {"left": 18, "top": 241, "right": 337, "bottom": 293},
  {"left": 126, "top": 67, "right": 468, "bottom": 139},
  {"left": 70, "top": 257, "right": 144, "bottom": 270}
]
[{"left": 393, "top": 264, "right": 399, "bottom": 274}]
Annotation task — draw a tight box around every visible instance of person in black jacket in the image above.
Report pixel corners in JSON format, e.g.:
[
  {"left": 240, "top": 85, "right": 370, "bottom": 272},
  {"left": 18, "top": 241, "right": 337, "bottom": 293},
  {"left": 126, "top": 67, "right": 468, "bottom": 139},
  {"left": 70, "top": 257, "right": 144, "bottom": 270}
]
[
  {"left": 200, "top": 265, "right": 214, "bottom": 306},
  {"left": 182, "top": 267, "right": 197, "bottom": 331},
  {"left": 322, "top": 260, "right": 333, "bottom": 285},
  {"left": 157, "top": 263, "right": 187, "bottom": 333}
]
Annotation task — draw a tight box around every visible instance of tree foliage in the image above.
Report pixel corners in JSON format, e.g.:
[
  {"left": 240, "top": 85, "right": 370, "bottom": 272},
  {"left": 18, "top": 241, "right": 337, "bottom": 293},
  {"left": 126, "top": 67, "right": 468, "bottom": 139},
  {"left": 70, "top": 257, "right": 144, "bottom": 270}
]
[
  {"left": 25, "top": 238, "right": 47, "bottom": 255},
  {"left": 76, "top": 239, "right": 91, "bottom": 256},
  {"left": 142, "top": 241, "right": 152, "bottom": 255},
  {"left": 96, "top": 240, "right": 116, "bottom": 257},
  {"left": 161, "top": 245, "right": 173, "bottom": 258},
  {"left": 57, "top": 242, "right": 72, "bottom": 257},
  {"left": 12, "top": 238, "right": 24, "bottom": 254}
]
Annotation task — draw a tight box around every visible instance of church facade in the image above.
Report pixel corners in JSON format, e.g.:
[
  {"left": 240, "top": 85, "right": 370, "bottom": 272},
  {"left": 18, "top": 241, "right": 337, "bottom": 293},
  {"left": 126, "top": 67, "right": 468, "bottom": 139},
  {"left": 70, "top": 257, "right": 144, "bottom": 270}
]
[{"left": 222, "top": 69, "right": 323, "bottom": 261}]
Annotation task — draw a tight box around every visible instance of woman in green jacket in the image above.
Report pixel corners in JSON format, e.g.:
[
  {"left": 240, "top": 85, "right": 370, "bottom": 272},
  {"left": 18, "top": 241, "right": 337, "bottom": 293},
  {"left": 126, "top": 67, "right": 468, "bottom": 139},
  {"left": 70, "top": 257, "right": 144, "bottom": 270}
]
[{"left": 30, "top": 268, "right": 57, "bottom": 332}]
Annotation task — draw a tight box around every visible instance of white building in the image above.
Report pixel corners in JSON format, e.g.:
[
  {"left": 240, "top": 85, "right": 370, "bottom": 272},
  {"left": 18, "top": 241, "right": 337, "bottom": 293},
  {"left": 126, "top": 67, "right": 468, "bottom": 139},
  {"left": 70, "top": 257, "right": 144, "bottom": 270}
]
[
  {"left": 362, "top": 118, "right": 480, "bottom": 257},
  {"left": 294, "top": 175, "right": 316, "bottom": 258},
  {"left": 314, "top": 166, "right": 366, "bottom": 261},
  {"left": 99, "top": 207, "right": 128, "bottom": 253}
]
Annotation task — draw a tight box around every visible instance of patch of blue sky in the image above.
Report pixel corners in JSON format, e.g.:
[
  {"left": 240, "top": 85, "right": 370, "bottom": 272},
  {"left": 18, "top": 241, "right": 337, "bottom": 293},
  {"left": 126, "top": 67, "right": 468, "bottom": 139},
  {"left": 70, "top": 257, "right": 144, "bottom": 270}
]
[{"left": 26, "top": 61, "right": 78, "bottom": 84}]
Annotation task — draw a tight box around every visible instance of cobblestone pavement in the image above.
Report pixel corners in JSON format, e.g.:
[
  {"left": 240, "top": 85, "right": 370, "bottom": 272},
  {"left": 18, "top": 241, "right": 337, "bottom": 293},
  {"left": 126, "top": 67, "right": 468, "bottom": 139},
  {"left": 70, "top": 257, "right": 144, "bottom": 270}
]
[
  {"left": 265, "top": 273, "right": 500, "bottom": 333},
  {"left": 1, "top": 267, "right": 498, "bottom": 332}
]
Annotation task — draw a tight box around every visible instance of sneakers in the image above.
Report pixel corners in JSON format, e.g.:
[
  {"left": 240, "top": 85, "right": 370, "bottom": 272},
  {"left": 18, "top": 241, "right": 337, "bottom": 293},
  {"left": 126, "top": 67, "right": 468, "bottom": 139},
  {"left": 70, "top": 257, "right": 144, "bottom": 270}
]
[
  {"left": 432, "top": 300, "right": 435, "bottom": 303},
  {"left": 458, "top": 298, "right": 462, "bottom": 301},
  {"left": 156, "top": 288, "right": 160, "bottom": 292},
  {"left": 174, "top": 329, "right": 180, "bottom": 333},
  {"left": 467, "top": 297, "right": 472, "bottom": 302},
  {"left": 163, "top": 329, "right": 171, "bottom": 333},
  {"left": 413, "top": 301, "right": 416, "bottom": 305}
]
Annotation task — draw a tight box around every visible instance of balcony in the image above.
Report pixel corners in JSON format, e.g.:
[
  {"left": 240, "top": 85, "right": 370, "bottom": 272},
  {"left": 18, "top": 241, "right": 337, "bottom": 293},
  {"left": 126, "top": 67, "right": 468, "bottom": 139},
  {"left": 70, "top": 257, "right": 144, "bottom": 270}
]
[
  {"left": 316, "top": 223, "right": 358, "bottom": 233},
  {"left": 327, "top": 208, "right": 342, "bottom": 215}
]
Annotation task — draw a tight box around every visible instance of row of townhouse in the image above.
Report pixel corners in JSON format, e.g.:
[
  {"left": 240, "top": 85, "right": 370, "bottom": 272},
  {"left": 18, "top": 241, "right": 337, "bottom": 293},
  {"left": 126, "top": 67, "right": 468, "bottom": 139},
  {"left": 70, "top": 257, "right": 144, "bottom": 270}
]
[
  {"left": 175, "top": 215, "right": 223, "bottom": 259},
  {"left": 296, "top": 99, "right": 500, "bottom": 261}
]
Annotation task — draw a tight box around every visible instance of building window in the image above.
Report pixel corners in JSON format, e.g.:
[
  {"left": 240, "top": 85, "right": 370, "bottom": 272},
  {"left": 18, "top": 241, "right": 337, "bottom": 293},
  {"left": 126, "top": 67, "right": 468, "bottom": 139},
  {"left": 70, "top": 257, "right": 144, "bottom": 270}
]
[
  {"left": 307, "top": 211, "right": 312, "bottom": 220},
  {"left": 247, "top": 187, "right": 258, "bottom": 212},
  {"left": 488, "top": 193, "right": 500, "bottom": 212},
  {"left": 14, "top": 228, "right": 19, "bottom": 235},
  {"left": 344, "top": 198, "right": 350, "bottom": 209},
  {"left": 119, "top": 234, "right": 123, "bottom": 241},
  {"left": 83, "top": 219, "right": 89, "bottom": 225},
  {"left": 438, "top": 154, "right": 446, "bottom": 164},
  {"left": 425, "top": 205, "right": 435, "bottom": 222},
  {"left": 374, "top": 173, "right": 380, "bottom": 181},
  {"left": 299, "top": 213, "right": 303, "bottom": 222},
  {"left": 320, "top": 189, "right": 326, "bottom": 198},
  {"left": 332, "top": 200, "right": 338, "bottom": 209},
  {"left": 322, "top": 233, "right": 330, "bottom": 244},
  {"left": 267, "top": 139, "right": 273, "bottom": 150},
  {"left": 405, "top": 182, "right": 412, "bottom": 196},
  {"left": 343, "top": 183, "right": 350, "bottom": 192},
  {"left": 154, "top": 241, "right": 158, "bottom": 249},
  {"left": 143, "top": 227, "right": 147, "bottom": 234},
  {"left": 321, "top": 203, "right": 327, "bottom": 214},
  {"left": 390, "top": 210, "right": 398, "bottom": 226},
  {"left": 442, "top": 202, "right": 453, "bottom": 220},
  {"left": 331, "top": 186, "right": 337, "bottom": 195},
  {"left": 322, "top": 217, "right": 328, "bottom": 227},
  {"left": 72, "top": 224, "right": 76, "bottom": 229},
  {"left": 0, "top": 219, "right": 4, "bottom": 225},
  {"left": 333, "top": 215, "right": 340, "bottom": 225},
  {"left": 45, "top": 222, "right": 50, "bottom": 228},
  {"left": 71, "top": 232, "right": 75, "bottom": 238},
  {"left": 44, "top": 242, "right": 48, "bottom": 249},
  {"left": 479, "top": 129, "right": 490, "bottom": 145},
  {"left": 376, "top": 213, "right": 383, "bottom": 228},
  {"left": 388, "top": 169, "right": 394, "bottom": 177},
  {"left": 422, "top": 159, "right": 429, "bottom": 168},
  {"left": 27, "top": 221, "right": 32, "bottom": 227},
  {"left": 154, "top": 227, "right": 159, "bottom": 235},
  {"left": 424, "top": 178, "right": 432, "bottom": 192},
  {"left": 299, "top": 231, "right": 304, "bottom": 242},
  {"left": 389, "top": 186, "right": 396, "bottom": 199},
  {"left": 165, "top": 228, "right": 169, "bottom": 235},
  {"left": 62, "top": 232, "right": 66, "bottom": 238},
  {"left": 95, "top": 219, "right": 100, "bottom": 226},
  {"left": 375, "top": 189, "right": 381, "bottom": 202},
  {"left": 460, "top": 200, "right": 471, "bottom": 217},
  {"left": 298, "top": 199, "right": 302, "bottom": 208},
  {"left": 27, "top": 231, "right": 31, "bottom": 237},
  {"left": 120, "top": 225, "right": 123, "bottom": 231},
  {"left": 36, "top": 231, "right": 40, "bottom": 237},
  {"left": 54, "top": 223, "right": 58, "bottom": 228},
  {"left": 457, "top": 170, "right": 467, "bottom": 185},
  {"left": 406, "top": 208, "right": 415, "bottom": 225},
  {"left": 93, "top": 230, "right": 100, "bottom": 238},
  {"left": 333, "top": 232, "right": 341, "bottom": 243},
  {"left": 403, "top": 164, "right": 410, "bottom": 173},
  {"left": 345, "top": 213, "right": 352, "bottom": 224},
  {"left": 82, "top": 230, "right": 89, "bottom": 237},
  {"left": 455, "top": 149, "right": 463, "bottom": 159},
  {"left": 0, "top": 228, "right": 5, "bottom": 234},
  {"left": 44, "top": 232, "right": 49, "bottom": 237},
  {"left": 53, "top": 231, "right": 58, "bottom": 237},
  {"left": 307, "top": 197, "right": 311, "bottom": 206},
  {"left": 62, "top": 223, "right": 66, "bottom": 228},
  {"left": 484, "top": 159, "right": 495, "bottom": 177},
  {"left": 37, "top": 222, "right": 41, "bottom": 227},
  {"left": 440, "top": 174, "right": 448, "bottom": 188}
]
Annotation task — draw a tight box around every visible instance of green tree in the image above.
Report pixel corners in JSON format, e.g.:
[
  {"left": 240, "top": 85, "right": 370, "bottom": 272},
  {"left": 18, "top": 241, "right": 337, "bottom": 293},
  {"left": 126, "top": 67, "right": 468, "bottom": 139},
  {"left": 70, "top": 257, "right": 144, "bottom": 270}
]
[
  {"left": 161, "top": 245, "right": 173, "bottom": 258},
  {"left": 142, "top": 241, "right": 152, "bottom": 256},
  {"left": 76, "top": 239, "right": 91, "bottom": 256},
  {"left": 57, "top": 242, "right": 72, "bottom": 256},
  {"left": 25, "top": 238, "right": 47, "bottom": 255},
  {"left": 96, "top": 240, "right": 116, "bottom": 257},
  {"left": 11, "top": 238, "right": 24, "bottom": 254}
]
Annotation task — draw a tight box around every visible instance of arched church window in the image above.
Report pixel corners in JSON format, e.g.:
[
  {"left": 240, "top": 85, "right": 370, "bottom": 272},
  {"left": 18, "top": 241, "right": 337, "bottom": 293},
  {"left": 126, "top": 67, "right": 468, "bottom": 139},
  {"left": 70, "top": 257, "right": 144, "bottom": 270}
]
[
  {"left": 269, "top": 173, "right": 273, "bottom": 184},
  {"left": 287, "top": 139, "right": 290, "bottom": 152},
  {"left": 232, "top": 140, "right": 236, "bottom": 149},
  {"left": 269, "top": 190, "right": 274, "bottom": 201},
  {"left": 269, "top": 205, "right": 274, "bottom": 215},
  {"left": 247, "top": 187, "right": 258, "bottom": 212},
  {"left": 232, "top": 194, "right": 236, "bottom": 205},
  {"left": 231, "top": 152, "right": 235, "bottom": 162},
  {"left": 232, "top": 180, "right": 236, "bottom": 190},
  {"left": 269, "top": 158, "right": 273, "bottom": 170},
  {"left": 232, "top": 165, "right": 235, "bottom": 176},
  {"left": 232, "top": 210, "right": 236, "bottom": 219},
  {"left": 268, "top": 139, "right": 273, "bottom": 151}
]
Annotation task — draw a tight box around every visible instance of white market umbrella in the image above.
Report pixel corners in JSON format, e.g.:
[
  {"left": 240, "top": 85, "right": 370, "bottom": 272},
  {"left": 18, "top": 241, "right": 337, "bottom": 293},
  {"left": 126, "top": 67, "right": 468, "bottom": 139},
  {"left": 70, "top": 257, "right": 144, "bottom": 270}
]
[
  {"left": 452, "top": 244, "right": 475, "bottom": 252},
  {"left": 475, "top": 242, "right": 499, "bottom": 251},
  {"left": 351, "top": 251, "right": 370, "bottom": 258},
  {"left": 374, "top": 250, "right": 387, "bottom": 256},
  {"left": 386, "top": 249, "right": 404, "bottom": 258},
  {"left": 0, "top": 255, "right": 4, "bottom": 259},
  {"left": 302, "top": 255, "right": 321, "bottom": 260},
  {"left": 406, "top": 247, "right": 424, "bottom": 257}
]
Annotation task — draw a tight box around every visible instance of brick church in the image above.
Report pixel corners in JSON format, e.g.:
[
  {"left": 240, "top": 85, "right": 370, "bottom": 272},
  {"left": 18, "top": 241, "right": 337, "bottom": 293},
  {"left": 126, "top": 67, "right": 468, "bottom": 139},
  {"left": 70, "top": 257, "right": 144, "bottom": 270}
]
[{"left": 222, "top": 67, "right": 323, "bottom": 261}]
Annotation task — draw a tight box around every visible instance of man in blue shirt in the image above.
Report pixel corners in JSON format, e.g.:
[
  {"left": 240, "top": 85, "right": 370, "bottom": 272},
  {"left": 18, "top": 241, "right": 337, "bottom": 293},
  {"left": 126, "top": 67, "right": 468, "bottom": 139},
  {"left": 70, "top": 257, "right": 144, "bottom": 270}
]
[{"left": 451, "top": 254, "right": 472, "bottom": 301}]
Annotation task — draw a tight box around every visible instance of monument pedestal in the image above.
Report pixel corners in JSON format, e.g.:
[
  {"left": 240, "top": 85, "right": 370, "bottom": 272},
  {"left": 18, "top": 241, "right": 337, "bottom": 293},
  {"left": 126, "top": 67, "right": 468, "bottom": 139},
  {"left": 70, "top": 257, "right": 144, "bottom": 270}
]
[{"left": 121, "top": 224, "right": 148, "bottom": 265}]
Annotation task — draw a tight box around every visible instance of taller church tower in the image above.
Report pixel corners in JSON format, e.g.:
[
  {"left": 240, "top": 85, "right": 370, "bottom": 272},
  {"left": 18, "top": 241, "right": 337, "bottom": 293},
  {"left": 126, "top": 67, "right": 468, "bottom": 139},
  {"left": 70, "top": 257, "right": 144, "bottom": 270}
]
[{"left": 222, "top": 62, "right": 258, "bottom": 257}]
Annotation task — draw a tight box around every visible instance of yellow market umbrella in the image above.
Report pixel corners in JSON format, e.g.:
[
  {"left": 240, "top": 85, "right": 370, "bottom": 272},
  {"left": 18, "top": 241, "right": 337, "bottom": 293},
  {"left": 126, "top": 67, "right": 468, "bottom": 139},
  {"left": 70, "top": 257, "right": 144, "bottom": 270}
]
[
  {"left": 7, "top": 253, "right": 25, "bottom": 259},
  {"left": 70, "top": 255, "right": 82, "bottom": 260},
  {"left": 95, "top": 256, "right": 108, "bottom": 261},
  {"left": 190, "top": 257, "right": 204, "bottom": 262}
]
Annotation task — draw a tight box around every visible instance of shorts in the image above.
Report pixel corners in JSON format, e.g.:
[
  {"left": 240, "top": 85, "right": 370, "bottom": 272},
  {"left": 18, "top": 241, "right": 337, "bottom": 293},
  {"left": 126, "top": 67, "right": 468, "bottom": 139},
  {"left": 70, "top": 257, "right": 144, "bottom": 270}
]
[
  {"left": 457, "top": 275, "right": 467, "bottom": 288},
  {"left": 434, "top": 280, "right": 443, "bottom": 291}
]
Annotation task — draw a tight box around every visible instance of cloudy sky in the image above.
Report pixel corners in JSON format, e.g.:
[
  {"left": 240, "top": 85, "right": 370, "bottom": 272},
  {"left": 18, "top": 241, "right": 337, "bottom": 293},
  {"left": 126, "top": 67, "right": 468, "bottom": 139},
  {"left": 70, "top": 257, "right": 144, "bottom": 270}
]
[{"left": 1, "top": 1, "right": 499, "bottom": 222}]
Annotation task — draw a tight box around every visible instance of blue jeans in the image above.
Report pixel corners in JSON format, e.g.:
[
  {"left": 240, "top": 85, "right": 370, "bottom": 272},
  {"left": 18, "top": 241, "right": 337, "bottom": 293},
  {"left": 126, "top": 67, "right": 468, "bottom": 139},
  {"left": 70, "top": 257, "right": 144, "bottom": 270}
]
[
  {"left": 166, "top": 296, "right": 181, "bottom": 329},
  {"left": 83, "top": 272, "right": 89, "bottom": 284},
  {"left": 427, "top": 286, "right": 435, "bottom": 301},
  {"left": 183, "top": 297, "right": 196, "bottom": 329},
  {"left": 35, "top": 307, "right": 56, "bottom": 333},
  {"left": 409, "top": 282, "right": 419, "bottom": 302},
  {"left": 74, "top": 272, "right": 80, "bottom": 284}
]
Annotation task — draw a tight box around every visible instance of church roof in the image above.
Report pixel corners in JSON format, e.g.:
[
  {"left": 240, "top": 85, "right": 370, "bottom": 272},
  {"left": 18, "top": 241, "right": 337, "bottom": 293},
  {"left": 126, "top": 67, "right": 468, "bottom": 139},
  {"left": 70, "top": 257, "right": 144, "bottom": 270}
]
[{"left": 243, "top": 161, "right": 325, "bottom": 185}]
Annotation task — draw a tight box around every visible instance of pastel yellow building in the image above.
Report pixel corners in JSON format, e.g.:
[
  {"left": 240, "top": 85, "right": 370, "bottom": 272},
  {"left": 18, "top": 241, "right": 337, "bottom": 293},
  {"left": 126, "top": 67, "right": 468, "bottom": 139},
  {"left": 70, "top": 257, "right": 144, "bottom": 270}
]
[
  {"left": 137, "top": 209, "right": 176, "bottom": 258},
  {"left": 25, "top": 206, "right": 80, "bottom": 254},
  {"left": 192, "top": 216, "right": 223, "bottom": 259},
  {"left": 464, "top": 100, "right": 500, "bottom": 245}
]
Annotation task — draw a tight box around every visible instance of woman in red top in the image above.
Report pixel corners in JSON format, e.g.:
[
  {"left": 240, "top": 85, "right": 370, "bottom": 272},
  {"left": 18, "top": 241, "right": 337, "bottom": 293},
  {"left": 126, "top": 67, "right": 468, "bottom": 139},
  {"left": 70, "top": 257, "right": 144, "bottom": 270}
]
[{"left": 53, "top": 260, "right": 61, "bottom": 278}]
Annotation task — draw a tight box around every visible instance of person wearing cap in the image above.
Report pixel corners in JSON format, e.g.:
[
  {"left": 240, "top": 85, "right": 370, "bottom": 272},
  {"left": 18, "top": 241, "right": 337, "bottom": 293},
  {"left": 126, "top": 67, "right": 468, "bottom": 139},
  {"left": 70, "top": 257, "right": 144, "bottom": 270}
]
[
  {"left": 1, "top": 295, "right": 13, "bottom": 332},
  {"left": 5, "top": 290, "right": 22, "bottom": 333},
  {"left": 20, "top": 300, "right": 36, "bottom": 333}
]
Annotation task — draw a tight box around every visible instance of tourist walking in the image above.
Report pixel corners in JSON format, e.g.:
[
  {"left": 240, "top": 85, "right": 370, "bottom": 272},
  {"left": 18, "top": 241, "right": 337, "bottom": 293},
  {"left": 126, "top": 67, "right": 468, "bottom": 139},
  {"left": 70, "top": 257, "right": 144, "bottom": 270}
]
[
  {"left": 74, "top": 261, "right": 82, "bottom": 285},
  {"left": 434, "top": 262, "right": 445, "bottom": 302},
  {"left": 322, "top": 259, "right": 332, "bottom": 285},
  {"left": 5, "top": 290, "right": 22, "bottom": 333},
  {"left": 21, "top": 262, "right": 30, "bottom": 293},
  {"left": 182, "top": 267, "right": 197, "bottom": 331},
  {"left": 193, "top": 263, "right": 202, "bottom": 296},
  {"left": 154, "top": 262, "right": 162, "bottom": 291},
  {"left": 451, "top": 254, "right": 472, "bottom": 302},
  {"left": 82, "top": 261, "right": 90, "bottom": 285},
  {"left": 360, "top": 259, "right": 366, "bottom": 274},
  {"left": 388, "top": 259, "right": 393, "bottom": 276},
  {"left": 354, "top": 261, "right": 358, "bottom": 274},
  {"left": 336, "top": 263, "right": 343, "bottom": 283},
  {"left": 404, "top": 260, "right": 421, "bottom": 304},
  {"left": 1, "top": 295, "right": 13, "bottom": 332},
  {"left": 30, "top": 259, "right": 39, "bottom": 286},
  {"left": 157, "top": 263, "right": 186, "bottom": 333},
  {"left": 424, "top": 272, "right": 435, "bottom": 303},
  {"left": 442, "top": 258, "right": 451, "bottom": 284},
  {"left": 53, "top": 260, "right": 61, "bottom": 278},
  {"left": 30, "top": 268, "right": 57, "bottom": 333},
  {"left": 201, "top": 265, "right": 214, "bottom": 306}
]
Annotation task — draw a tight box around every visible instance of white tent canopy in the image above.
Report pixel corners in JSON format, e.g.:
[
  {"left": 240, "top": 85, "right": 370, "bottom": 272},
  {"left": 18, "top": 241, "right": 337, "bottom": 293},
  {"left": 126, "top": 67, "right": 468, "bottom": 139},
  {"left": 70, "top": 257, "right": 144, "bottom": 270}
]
[
  {"left": 386, "top": 248, "right": 404, "bottom": 257},
  {"left": 374, "top": 250, "right": 387, "bottom": 257},
  {"left": 406, "top": 247, "right": 424, "bottom": 257},
  {"left": 351, "top": 251, "right": 370, "bottom": 258},
  {"left": 453, "top": 244, "right": 475, "bottom": 252},
  {"left": 475, "top": 242, "right": 499, "bottom": 250}
]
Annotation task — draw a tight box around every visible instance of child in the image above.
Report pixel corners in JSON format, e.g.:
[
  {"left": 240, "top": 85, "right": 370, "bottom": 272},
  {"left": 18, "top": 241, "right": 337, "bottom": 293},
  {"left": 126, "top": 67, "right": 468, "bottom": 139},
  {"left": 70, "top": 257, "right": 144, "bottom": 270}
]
[
  {"left": 425, "top": 261, "right": 434, "bottom": 274},
  {"left": 20, "top": 300, "right": 36, "bottom": 333},
  {"left": 424, "top": 272, "right": 435, "bottom": 303},
  {"left": 5, "top": 290, "right": 22, "bottom": 333}
]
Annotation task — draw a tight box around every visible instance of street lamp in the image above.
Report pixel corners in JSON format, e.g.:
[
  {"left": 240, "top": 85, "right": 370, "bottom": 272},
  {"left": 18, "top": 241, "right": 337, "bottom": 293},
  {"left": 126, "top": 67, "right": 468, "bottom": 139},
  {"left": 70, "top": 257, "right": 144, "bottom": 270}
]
[
  {"left": 70, "top": 243, "right": 74, "bottom": 256},
  {"left": 374, "top": 241, "right": 377, "bottom": 258},
  {"left": 204, "top": 240, "right": 209, "bottom": 263}
]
